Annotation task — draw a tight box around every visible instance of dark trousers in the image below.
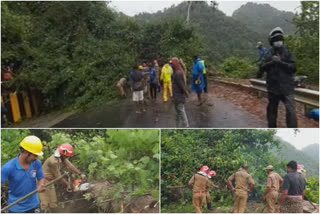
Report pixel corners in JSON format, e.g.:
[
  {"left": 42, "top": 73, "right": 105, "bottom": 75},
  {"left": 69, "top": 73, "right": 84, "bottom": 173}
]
[
  {"left": 150, "top": 83, "right": 157, "bottom": 99},
  {"left": 203, "top": 74, "right": 208, "bottom": 93},
  {"left": 267, "top": 92, "right": 297, "bottom": 128}
]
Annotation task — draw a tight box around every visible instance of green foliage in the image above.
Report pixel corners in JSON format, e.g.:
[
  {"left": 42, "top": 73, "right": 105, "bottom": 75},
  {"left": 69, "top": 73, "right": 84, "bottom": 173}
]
[
  {"left": 305, "top": 176, "right": 319, "bottom": 203},
  {"left": 1, "top": 129, "right": 159, "bottom": 204},
  {"left": 218, "top": 57, "right": 256, "bottom": 78},
  {"left": 1, "top": 2, "right": 202, "bottom": 110},
  {"left": 285, "top": 1, "right": 319, "bottom": 84},
  {"left": 1, "top": 129, "right": 31, "bottom": 164},
  {"left": 161, "top": 129, "right": 284, "bottom": 212}
]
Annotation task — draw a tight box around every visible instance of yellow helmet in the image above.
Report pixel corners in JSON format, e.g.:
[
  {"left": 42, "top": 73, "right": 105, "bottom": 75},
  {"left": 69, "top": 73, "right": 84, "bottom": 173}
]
[
  {"left": 138, "top": 65, "right": 143, "bottom": 70},
  {"left": 20, "top": 136, "right": 44, "bottom": 156}
]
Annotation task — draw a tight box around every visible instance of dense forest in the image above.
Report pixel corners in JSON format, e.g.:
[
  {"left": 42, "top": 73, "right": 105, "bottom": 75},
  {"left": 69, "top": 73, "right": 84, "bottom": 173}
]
[
  {"left": 161, "top": 129, "right": 319, "bottom": 212},
  {"left": 1, "top": 129, "right": 159, "bottom": 212},
  {"left": 1, "top": 1, "right": 318, "bottom": 111}
]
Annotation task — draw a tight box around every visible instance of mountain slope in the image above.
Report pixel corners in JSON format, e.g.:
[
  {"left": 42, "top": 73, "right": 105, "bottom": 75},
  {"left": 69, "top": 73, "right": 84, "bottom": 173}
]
[
  {"left": 232, "top": 2, "right": 296, "bottom": 36},
  {"left": 302, "top": 144, "right": 319, "bottom": 163},
  {"left": 135, "top": 2, "right": 262, "bottom": 63},
  {"left": 275, "top": 137, "right": 319, "bottom": 177}
]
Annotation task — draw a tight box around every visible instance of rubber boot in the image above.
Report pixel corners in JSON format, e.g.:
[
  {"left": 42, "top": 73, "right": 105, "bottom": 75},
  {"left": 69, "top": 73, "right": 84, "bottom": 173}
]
[{"left": 207, "top": 202, "right": 213, "bottom": 210}]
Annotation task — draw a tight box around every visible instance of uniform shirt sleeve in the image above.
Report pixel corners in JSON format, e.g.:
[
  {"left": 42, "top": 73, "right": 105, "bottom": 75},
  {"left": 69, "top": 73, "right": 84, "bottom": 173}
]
[
  {"left": 266, "top": 175, "right": 272, "bottom": 188},
  {"left": 228, "top": 173, "right": 235, "bottom": 181},
  {"left": 35, "top": 160, "right": 44, "bottom": 180},
  {"left": 207, "top": 180, "right": 215, "bottom": 188},
  {"left": 1, "top": 163, "right": 10, "bottom": 184},
  {"left": 188, "top": 175, "right": 195, "bottom": 186},
  {"left": 248, "top": 174, "right": 255, "bottom": 185},
  {"left": 281, "top": 174, "right": 290, "bottom": 190},
  {"left": 50, "top": 159, "right": 62, "bottom": 179}
]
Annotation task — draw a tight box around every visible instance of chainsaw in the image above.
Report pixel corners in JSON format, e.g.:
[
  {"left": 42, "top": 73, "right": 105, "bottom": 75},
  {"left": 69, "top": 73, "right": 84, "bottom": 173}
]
[{"left": 71, "top": 179, "right": 94, "bottom": 192}]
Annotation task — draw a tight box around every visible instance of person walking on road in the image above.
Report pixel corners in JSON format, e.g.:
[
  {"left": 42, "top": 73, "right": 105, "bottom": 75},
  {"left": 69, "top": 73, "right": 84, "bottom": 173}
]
[
  {"left": 258, "top": 27, "right": 297, "bottom": 128},
  {"left": 227, "top": 165, "right": 255, "bottom": 213},
  {"left": 149, "top": 65, "right": 158, "bottom": 100},
  {"left": 1, "top": 136, "right": 45, "bottom": 213},
  {"left": 262, "top": 165, "right": 283, "bottom": 213},
  {"left": 39, "top": 143, "right": 86, "bottom": 212},
  {"left": 188, "top": 165, "right": 211, "bottom": 213},
  {"left": 160, "top": 62, "right": 173, "bottom": 103},
  {"left": 171, "top": 57, "right": 190, "bottom": 128},
  {"left": 191, "top": 56, "right": 205, "bottom": 106},
  {"left": 130, "top": 65, "right": 146, "bottom": 113},
  {"left": 277, "top": 161, "right": 306, "bottom": 213},
  {"left": 153, "top": 59, "right": 161, "bottom": 92}
]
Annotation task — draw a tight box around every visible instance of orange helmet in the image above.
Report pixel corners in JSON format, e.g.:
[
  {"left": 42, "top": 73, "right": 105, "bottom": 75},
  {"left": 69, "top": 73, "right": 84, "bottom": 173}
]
[{"left": 57, "top": 143, "right": 74, "bottom": 157}]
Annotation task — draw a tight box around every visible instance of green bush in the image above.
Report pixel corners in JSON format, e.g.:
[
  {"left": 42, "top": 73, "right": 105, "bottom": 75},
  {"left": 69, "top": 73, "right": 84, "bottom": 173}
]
[
  {"left": 305, "top": 176, "right": 319, "bottom": 203},
  {"left": 218, "top": 57, "right": 256, "bottom": 78}
]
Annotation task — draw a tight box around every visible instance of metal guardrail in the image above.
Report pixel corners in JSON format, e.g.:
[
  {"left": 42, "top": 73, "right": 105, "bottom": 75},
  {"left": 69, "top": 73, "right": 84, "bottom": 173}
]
[{"left": 250, "top": 79, "right": 319, "bottom": 108}]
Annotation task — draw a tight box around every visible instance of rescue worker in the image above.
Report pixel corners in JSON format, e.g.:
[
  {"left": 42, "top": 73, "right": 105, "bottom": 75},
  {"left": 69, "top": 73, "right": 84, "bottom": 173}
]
[
  {"left": 277, "top": 161, "right": 306, "bottom": 213},
  {"left": 206, "top": 170, "right": 220, "bottom": 211},
  {"left": 188, "top": 165, "right": 211, "bottom": 213},
  {"left": 258, "top": 27, "right": 297, "bottom": 128},
  {"left": 116, "top": 77, "right": 127, "bottom": 97},
  {"left": 149, "top": 65, "right": 158, "bottom": 100},
  {"left": 160, "top": 62, "right": 173, "bottom": 102},
  {"left": 191, "top": 56, "right": 205, "bottom": 106},
  {"left": 171, "top": 57, "right": 189, "bottom": 127},
  {"left": 1, "top": 136, "right": 45, "bottom": 213},
  {"left": 262, "top": 165, "right": 283, "bottom": 213},
  {"left": 130, "top": 65, "right": 145, "bottom": 113},
  {"left": 254, "top": 41, "right": 268, "bottom": 64},
  {"left": 227, "top": 165, "right": 255, "bottom": 213},
  {"left": 39, "top": 143, "right": 86, "bottom": 212}
]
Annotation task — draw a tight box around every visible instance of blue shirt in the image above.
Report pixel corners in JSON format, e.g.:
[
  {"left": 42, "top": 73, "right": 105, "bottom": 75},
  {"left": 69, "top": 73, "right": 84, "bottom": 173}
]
[
  {"left": 258, "top": 47, "right": 268, "bottom": 61},
  {"left": 1, "top": 156, "right": 44, "bottom": 212},
  {"left": 149, "top": 68, "right": 156, "bottom": 84}
]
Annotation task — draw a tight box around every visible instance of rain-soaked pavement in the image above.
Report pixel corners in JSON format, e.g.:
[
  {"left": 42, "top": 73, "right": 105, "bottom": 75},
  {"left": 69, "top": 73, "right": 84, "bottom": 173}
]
[{"left": 53, "top": 93, "right": 266, "bottom": 128}]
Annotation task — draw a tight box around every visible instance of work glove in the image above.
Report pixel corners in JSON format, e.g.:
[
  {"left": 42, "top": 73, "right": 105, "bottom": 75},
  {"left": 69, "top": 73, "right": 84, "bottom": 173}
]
[{"left": 80, "top": 174, "right": 87, "bottom": 181}]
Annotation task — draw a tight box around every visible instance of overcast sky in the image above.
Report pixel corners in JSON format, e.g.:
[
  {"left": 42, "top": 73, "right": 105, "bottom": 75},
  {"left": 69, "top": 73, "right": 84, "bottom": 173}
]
[
  {"left": 109, "top": 1, "right": 301, "bottom": 17},
  {"left": 276, "top": 129, "right": 319, "bottom": 150}
]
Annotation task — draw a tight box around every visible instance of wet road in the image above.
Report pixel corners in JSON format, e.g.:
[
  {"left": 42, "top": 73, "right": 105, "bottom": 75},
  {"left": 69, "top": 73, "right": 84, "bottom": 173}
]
[{"left": 53, "top": 93, "right": 266, "bottom": 128}]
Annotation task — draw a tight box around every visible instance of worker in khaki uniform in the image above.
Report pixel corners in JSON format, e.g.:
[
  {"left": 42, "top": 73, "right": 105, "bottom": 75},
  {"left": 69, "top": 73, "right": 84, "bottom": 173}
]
[
  {"left": 39, "top": 143, "right": 86, "bottom": 212},
  {"left": 188, "top": 165, "right": 210, "bottom": 213},
  {"left": 262, "top": 165, "right": 283, "bottom": 213},
  {"left": 206, "top": 170, "right": 220, "bottom": 211},
  {"left": 227, "top": 165, "right": 255, "bottom": 213}
]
